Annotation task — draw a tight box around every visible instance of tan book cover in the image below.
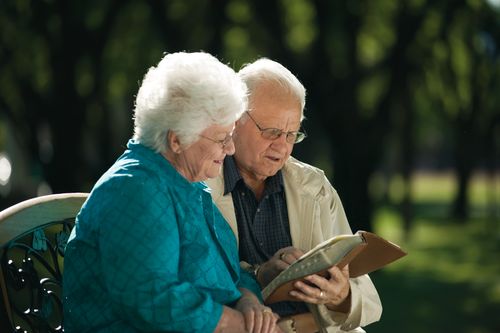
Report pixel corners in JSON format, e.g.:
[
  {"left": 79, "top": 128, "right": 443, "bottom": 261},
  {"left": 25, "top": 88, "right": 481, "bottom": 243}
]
[{"left": 262, "top": 231, "right": 407, "bottom": 304}]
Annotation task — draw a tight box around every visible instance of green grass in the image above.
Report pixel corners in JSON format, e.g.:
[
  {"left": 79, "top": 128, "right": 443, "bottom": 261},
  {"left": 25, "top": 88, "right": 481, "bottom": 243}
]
[{"left": 364, "top": 172, "right": 500, "bottom": 333}]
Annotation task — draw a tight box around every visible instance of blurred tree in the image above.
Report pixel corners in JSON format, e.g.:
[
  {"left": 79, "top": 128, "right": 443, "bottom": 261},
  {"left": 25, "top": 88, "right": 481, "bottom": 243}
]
[
  {"left": 0, "top": 0, "right": 232, "bottom": 199},
  {"left": 420, "top": 0, "right": 500, "bottom": 220},
  {"left": 1, "top": 0, "right": 498, "bottom": 227},
  {"left": 2, "top": 2, "right": 500, "bottom": 332},
  {"left": 299, "top": 0, "right": 434, "bottom": 232},
  {"left": 0, "top": 0, "right": 130, "bottom": 196}
]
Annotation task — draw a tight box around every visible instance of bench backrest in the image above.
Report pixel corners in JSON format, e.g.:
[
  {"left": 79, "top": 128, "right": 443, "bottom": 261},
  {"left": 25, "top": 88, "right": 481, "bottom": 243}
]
[{"left": 0, "top": 193, "right": 88, "bottom": 333}]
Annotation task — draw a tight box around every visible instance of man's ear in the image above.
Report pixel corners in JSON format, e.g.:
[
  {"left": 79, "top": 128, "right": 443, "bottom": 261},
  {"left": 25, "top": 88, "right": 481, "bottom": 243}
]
[
  {"left": 235, "top": 116, "right": 244, "bottom": 127},
  {"left": 167, "top": 131, "right": 182, "bottom": 154},
  {"left": 236, "top": 111, "right": 250, "bottom": 127}
]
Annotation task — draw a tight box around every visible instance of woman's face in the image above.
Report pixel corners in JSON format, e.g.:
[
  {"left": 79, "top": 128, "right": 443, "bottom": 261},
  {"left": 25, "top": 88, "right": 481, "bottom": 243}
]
[{"left": 171, "top": 123, "right": 235, "bottom": 182}]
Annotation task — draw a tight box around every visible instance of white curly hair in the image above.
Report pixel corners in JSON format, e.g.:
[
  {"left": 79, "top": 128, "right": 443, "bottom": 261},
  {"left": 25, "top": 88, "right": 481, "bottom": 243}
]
[
  {"left": 238, "top": 58, "right": 306, "bottom": 121},
  {"left": 133, "top": 52, "right": 248, "bottom": 153}
]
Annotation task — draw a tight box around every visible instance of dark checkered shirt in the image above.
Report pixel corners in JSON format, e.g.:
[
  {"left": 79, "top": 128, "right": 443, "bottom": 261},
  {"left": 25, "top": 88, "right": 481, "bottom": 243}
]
[{"left": 223, "top": 156, "right": 309, "bottom": 317}]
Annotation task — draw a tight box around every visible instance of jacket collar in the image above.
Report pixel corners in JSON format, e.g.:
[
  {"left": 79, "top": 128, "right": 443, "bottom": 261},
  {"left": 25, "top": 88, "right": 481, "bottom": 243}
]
[{"left": 282, "top": 156, "right": 326, "bottom": 197}]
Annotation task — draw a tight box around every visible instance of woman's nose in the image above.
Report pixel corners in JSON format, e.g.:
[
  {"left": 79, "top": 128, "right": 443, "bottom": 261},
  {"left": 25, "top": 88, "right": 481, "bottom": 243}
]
[{"left": 224, "top": 139, "right": 236, "bottom": 155}]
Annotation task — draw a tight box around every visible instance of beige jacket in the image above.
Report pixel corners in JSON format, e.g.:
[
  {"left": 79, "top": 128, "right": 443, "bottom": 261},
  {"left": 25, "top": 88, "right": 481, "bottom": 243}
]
[{"left": 206, "top": 157, "right": 382, "bottom": 332}]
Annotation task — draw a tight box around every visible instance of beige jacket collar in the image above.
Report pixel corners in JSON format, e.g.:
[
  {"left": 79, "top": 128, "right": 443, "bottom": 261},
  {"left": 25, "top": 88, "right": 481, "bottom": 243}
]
[{"left": 206, "top": 156, "right": 326, "bottom": 251}]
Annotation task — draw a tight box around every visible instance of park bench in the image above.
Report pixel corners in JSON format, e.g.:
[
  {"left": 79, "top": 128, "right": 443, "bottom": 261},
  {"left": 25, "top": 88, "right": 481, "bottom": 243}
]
[{"left": 0, "top": 193, "right": 88, "bottom": 332}]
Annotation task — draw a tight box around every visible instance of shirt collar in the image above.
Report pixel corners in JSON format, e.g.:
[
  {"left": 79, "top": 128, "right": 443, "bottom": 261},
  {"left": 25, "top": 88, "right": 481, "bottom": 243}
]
[
  {"left": 223, "top": 155, "right": 284, "bottom": 196},
  {"left": 223, "top": 156, "right": 243, "bottom": 195}
]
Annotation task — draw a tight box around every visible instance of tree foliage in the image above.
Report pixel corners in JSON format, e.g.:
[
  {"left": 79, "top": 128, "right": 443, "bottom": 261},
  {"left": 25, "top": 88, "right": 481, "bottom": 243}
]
[{"left": 0, "top": 0, "right": 498, "bottom": 229}]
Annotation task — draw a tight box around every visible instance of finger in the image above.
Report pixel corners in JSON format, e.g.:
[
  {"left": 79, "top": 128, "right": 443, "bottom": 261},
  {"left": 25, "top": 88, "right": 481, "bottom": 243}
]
[
  {"left": 274, "top": 258, "right": 291, "bottom": 270},
  {"left": 306, "top": 274, "right": 349, "bottom": 302},
  {"left": 278, "top": 252, "right": 297, "bottom": 265},
  {"left": 243, "top": 310, "right": 255, "bottom": 333},
  {"left": 286, "top": 247, "right": 304, "bottom": 260},
  {"left": 294, "top": 279, "right": 319, "bottom": 293},
  {"left": 276, "top": 247, "right": 303, "bottom": 263},
  {"left": 252, "top": 309, "right": 264, "bottom": 333},
  {"left": 327, "top": 266, "right": 348, "bottom": 282},
  {"left": 327, "top": 265, "right": 341, "bottom": 277},
  {"left": 293, "top": 280, "right": 325, "bottom": 300},
  {"left": 277, "top": 246, "right": 302, "bottom": 255},
  {"left": 304, "top": 274, "right": 338, "bottom": 297},
  {"left": 329, "top": 264, "right": 349, "bottom": 279},
  {"left": 289, "top": 289, "right": 323, "bottom": 304},
  {"left": 269, "top": 314, "right": 281, "bottom": 333},
  {"left": 279, "top": 252, "right": 294, "bottom": 265},
  {"left": 261, "top": 310, "right": 274, "bottom": 333},
  {"left": 342, "top": 264, "right": 350, "bottom": 277}
]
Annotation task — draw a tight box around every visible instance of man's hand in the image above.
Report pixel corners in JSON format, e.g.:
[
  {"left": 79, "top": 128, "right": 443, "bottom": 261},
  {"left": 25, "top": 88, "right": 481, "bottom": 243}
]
[
  {"left": 257, "top": 247, "right": 304, "bottom": 287},
  {"left": 289, "top": 265, "right": 351, "bottom": 312}
]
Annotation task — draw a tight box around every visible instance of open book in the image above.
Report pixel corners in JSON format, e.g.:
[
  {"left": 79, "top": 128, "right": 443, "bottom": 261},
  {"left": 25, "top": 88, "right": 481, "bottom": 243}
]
[{"left": 262, "top": 231, "right": 407, "bottom": 304}]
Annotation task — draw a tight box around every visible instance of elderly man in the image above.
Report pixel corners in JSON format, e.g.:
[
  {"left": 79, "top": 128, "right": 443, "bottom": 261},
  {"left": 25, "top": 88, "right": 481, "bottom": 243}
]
[{"left": 206, "top": 58, "right": 382, "bottom": 333}]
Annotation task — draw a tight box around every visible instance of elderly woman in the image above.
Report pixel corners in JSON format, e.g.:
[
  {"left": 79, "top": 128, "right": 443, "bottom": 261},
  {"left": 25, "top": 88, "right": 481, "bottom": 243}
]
[{"left": 63, "top": 52, "right": 280, "bottom": 333}]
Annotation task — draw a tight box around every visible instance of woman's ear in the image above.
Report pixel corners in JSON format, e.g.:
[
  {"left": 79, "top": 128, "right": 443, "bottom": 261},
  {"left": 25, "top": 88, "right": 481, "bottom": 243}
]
[{"left": 167, "top": 131, "right": 182, "bottom": 154}]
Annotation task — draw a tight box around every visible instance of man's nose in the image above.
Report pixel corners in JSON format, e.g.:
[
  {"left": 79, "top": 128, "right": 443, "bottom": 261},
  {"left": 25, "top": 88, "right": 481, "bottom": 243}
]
[{"left": 270, "top": 133, "right": 289, "bottom": 151}]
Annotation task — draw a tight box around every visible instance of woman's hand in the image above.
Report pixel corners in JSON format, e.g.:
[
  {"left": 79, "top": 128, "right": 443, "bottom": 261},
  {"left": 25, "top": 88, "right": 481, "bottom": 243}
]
[
  {"left": 235, "top": 289, "right": 282, "bottom": 333},
  {"left": 289, "top": 264, "right": 351, "bottom": 312}
]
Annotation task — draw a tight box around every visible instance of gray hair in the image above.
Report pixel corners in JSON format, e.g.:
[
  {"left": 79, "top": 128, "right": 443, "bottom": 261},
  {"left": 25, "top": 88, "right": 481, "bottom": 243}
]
[
  {"left": 238, "top": 58, "right": 306, "bottom": 120},
  {"left": 133, "top": 52, "right": 247, "bottom": 153}
]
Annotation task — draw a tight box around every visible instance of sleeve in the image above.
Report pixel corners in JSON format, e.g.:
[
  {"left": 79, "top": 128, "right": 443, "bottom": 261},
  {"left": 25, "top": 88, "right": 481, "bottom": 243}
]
[
  {"left": 321, "top": 176, "right": 383, "bottom": 329},
  {"left": 95, "top": 175, "right": 223, "bottom": 332}
]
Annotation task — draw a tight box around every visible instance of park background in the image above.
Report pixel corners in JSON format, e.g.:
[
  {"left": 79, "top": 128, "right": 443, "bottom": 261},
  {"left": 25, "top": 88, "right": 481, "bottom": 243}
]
[{"left": 0, "top": 0, "right": 499, "bottom": 332}]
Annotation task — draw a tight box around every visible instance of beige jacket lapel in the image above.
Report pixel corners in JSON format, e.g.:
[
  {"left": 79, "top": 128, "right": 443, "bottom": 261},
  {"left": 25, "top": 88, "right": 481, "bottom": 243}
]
[
  {"left": 282, "top": 156, "right": 329, "bottom": 252},
  {"left": 207, "top": 157, "right": 324, "bottom": 251},
  {"left": 205, "top": 170, "right": 239, "bottom": 241},
  {"left": 282, "top": 160, "right": 314, "bottom": 251}
]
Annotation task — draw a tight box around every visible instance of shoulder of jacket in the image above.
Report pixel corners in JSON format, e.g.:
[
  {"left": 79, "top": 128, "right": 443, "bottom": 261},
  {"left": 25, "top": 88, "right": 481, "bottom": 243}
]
[
  {"left": 283, "top": 156, "right": 325, "bottom": 178},
  {"left": 283, "top": 156, "right": 332, "bottom": 195}
]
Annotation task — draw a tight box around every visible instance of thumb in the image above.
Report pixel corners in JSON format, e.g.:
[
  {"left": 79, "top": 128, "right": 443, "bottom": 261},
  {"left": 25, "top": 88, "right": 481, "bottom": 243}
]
[{"left": 342, "top": 264, "right": 350, "bottom": 277}]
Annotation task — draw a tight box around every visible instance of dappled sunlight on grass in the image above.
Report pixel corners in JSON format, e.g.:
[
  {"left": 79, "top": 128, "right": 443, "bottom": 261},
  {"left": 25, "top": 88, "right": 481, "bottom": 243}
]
[
  {"left": 375, "top": 212, "right": 500, "bottom": 296},
  {"left": 368, "top": 172, "right": 500, "bottom": 332},
  {"left": 410, "top": 171, "right": 457, "bottom": 202},
  {"left": 372, "top": 207, "right": 405, "bottom": 245},
  {"left": 468, "top": 173, "right": 500, "bottom": 204},
  {"left": 369, "top": 269, "right": 500, "bottom": 333},
  {"left": 468, "top": 173, "right": 500, "bottom": 218}
]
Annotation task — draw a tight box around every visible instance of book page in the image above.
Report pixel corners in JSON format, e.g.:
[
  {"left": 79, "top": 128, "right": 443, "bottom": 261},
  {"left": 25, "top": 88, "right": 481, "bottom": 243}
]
[
  {"left": 262, "top": 235, "right": 364, "bottom": 301},
  {"left": 263, "top": 231, "right": 407, "bottom": 303},
  {"left": 297, "top": 233, "right": 362, "bottom": 262}
]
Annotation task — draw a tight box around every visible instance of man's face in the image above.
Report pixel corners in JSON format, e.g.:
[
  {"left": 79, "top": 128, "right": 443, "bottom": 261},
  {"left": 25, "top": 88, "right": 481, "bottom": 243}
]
[{"left": 233, "top": 81, "right": 302, "bottom": 182}]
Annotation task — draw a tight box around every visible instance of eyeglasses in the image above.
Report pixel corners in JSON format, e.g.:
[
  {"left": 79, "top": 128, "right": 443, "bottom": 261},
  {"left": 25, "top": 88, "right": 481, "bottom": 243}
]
[
  {"left": 199, "top": 132, "right": 233, "bottom": 149},
  {"left": 245, "top": 111, "right": 306, "bottom": 144}
]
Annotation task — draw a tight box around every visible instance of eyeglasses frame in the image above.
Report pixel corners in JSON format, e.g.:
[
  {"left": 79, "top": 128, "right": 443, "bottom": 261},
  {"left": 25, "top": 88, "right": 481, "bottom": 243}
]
[
  {"left": 199, "top": 132, "right": 233, "bottom": 149},
  {"left": 245, "top": 111, "right": 306, "bottom": 144}
]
